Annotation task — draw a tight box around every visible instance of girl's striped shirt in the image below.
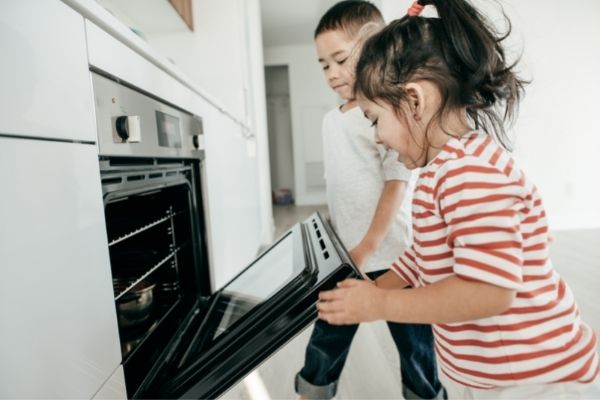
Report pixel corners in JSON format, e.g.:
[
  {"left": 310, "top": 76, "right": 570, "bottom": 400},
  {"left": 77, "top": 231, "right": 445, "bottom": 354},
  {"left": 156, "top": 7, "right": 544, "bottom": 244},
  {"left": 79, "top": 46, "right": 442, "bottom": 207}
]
[{"left": 392, "top": 131, "right": 599, "bottom": 388}]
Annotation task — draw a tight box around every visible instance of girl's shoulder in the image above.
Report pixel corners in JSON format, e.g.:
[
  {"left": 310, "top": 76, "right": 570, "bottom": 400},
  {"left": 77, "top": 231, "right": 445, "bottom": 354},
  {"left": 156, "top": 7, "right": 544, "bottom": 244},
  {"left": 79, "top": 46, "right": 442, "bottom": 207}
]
[{"left": 425, "top": 132, "right": 528, "bottom": 195}]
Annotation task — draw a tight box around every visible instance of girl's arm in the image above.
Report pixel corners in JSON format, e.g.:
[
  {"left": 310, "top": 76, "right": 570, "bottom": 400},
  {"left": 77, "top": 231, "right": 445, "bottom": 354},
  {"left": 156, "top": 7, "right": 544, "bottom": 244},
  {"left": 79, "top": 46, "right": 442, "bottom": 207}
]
[
  {"left": 317, "top": 275, "right": 515, "bottom": 325},
  {"left": 350, "top": 180, "right": 407, "bottom": 268}
]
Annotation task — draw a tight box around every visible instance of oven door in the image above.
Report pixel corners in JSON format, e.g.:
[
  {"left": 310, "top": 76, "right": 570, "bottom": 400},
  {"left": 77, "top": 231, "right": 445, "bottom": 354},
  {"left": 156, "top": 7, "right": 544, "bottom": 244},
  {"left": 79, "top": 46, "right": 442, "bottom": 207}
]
[{"left": 137, "top": 212, "right": 359, "bottom": 399}]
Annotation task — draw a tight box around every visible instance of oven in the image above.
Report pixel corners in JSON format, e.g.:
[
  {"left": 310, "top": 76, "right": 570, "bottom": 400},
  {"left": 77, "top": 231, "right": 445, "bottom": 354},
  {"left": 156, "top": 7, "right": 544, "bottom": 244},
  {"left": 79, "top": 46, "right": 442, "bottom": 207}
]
[{"left": 92, "top": 70, "right": 359, "bottom": 398}]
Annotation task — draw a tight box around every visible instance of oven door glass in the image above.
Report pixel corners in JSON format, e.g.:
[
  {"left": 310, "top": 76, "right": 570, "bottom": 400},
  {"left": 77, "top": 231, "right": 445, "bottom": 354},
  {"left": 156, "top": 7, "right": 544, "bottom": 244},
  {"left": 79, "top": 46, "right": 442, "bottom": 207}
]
[{"left": 140, "top": 212, "right": 358, "bottom": 399}]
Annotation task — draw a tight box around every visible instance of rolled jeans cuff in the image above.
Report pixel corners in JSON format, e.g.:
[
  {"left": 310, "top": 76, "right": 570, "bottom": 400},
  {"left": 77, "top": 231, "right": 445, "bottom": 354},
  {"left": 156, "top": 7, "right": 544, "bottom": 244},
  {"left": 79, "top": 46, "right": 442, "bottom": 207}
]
[
  {"left": 295, "top": 372, "right": 338, "bottom": 399},
  {"left": 403, "top": 384, "right": 447, "bottom": 400}
]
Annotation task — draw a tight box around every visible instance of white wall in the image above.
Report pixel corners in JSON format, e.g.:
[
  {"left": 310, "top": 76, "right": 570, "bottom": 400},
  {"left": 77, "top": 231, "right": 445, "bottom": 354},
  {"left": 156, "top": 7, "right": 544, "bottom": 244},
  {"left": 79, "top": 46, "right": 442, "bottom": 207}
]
[
  {"left": 240, "top": 0, "right": 275, "bottom": 246},
  {"left": 143, "top": 0, "right": 275, "bottom": 245},
  {"left": 264, "top": 44, "right": 339, "bottom": 205},
  {"left": 265, "top": 66, "right": 295, "bottom": 195},
  {"left": 372, "top": 0, "right": 600, "bottom": 230},
  {"left": 498, "top": 0, "right": 600, "bottom": 230}
]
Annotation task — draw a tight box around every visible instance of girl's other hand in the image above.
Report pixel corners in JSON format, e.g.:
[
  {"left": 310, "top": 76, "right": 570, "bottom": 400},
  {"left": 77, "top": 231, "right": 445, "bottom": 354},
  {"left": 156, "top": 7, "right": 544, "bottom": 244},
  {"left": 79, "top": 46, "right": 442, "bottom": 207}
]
[{"left": 317, "top": 279, "right": 383, "bottom": 325}]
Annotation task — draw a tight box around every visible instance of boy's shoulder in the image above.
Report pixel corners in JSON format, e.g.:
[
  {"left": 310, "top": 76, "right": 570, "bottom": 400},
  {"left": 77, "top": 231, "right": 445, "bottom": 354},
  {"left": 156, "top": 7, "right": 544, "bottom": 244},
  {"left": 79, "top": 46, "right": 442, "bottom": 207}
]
[
  {"left": 321, "top": 106, "right": 341, "bottom": 130},
  {"left": 323, "top": 105, "right": 366, "bottom": 127}
]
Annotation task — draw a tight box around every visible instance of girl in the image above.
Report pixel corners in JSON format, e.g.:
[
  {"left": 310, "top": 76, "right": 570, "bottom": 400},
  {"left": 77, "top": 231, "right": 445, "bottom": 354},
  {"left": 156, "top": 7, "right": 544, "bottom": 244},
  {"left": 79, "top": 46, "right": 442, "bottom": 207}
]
[{"left": 316, "top": 0, "right": 600, "bottom": 398}]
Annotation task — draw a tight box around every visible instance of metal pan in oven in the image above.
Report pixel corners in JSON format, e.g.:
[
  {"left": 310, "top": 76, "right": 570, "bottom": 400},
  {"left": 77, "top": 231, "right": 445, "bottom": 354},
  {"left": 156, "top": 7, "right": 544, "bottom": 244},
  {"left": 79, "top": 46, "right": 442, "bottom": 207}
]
[{"left": 113, "top": 278, "right": 156, "bottom": 329}]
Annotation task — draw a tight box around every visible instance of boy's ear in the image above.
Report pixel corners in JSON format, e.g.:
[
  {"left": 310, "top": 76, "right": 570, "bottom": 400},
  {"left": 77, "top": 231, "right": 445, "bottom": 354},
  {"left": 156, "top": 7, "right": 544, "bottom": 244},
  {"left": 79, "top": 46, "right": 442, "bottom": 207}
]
[{"left": 404, "top": 82, "right": 425, "bottom": 121}]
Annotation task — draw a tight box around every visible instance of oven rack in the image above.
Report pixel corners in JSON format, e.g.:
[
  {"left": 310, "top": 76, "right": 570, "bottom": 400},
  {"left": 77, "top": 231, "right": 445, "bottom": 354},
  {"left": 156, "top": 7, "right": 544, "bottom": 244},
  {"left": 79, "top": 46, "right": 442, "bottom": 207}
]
[
  {"left": 108, "top": 209, "right": 186, "bottom": 247},
  {"left": 114, "top": 240, "right": 190, "bottom": 301}
]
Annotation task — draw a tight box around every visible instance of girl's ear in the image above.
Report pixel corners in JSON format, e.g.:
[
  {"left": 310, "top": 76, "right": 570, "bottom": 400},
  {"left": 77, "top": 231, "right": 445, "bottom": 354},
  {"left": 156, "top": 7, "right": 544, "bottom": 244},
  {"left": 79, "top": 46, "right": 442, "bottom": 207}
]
[{"left": 405, "top": 82, "right": 425, "bottom": 121}]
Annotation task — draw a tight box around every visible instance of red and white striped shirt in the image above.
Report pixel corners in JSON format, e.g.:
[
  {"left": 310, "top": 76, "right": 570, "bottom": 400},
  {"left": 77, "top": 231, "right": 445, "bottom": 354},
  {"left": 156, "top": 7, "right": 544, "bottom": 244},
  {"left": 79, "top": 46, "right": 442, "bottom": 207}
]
[{"left": 392, "top": 131, "right": 599, "bottom": 388}]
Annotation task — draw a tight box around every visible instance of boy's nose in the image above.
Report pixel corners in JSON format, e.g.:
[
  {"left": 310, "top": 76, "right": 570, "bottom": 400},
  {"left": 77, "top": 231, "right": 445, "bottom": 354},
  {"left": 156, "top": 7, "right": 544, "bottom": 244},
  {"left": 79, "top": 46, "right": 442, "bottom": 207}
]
[{"left": 327, "top": 65, "right": 340, "bottom": 80}]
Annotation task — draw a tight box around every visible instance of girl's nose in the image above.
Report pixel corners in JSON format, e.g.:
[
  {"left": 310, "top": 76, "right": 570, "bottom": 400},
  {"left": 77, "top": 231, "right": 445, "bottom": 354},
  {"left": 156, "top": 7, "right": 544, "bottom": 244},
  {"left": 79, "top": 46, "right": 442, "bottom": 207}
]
[{"left": 374, "top": 131, "right": 382, "bottom": 144}]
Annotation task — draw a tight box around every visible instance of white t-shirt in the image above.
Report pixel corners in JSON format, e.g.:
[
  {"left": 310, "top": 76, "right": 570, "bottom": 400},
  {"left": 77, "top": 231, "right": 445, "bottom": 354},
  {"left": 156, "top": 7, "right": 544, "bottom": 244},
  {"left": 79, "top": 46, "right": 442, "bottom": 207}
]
[{"left": 322, "top": 105, "right": 414, "bottom": 272}]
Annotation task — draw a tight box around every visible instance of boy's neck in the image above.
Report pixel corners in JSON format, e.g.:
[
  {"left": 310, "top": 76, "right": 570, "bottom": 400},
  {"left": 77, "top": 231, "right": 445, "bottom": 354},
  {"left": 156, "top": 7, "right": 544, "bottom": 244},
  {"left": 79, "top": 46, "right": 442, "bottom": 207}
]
[{"left": 339, "top": 99, "right": 359, "bottom": 113}]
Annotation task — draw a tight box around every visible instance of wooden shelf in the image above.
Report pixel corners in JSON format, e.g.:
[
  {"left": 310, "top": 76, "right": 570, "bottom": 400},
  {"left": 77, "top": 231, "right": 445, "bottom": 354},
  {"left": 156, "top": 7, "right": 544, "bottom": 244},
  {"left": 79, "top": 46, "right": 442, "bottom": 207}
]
[
  {"left": 97, "top": 0, "right": 194, "bottom": 33},
  {"left": 169, "top": 0, "right": 194, "bottom": 31}
]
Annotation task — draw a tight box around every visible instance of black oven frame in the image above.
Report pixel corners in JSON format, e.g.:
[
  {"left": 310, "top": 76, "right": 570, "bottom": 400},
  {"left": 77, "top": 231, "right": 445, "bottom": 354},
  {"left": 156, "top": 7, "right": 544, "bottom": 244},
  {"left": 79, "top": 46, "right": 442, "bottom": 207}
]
[{"left": 100, "top": 156, "right": 212, "bottom": 396}]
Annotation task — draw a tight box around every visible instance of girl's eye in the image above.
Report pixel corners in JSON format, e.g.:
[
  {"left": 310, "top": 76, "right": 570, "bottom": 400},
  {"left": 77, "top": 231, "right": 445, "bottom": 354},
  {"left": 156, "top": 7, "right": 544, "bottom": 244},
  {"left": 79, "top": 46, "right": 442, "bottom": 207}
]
[
  {"left": 337, "top": 58, "right": 348, "bottom": 65},
  {"left": 370, "top": 119, "right": 378, "bottom": 127},
  {"left": 322, "top": 65, "right": 329, "bottom": 71}
]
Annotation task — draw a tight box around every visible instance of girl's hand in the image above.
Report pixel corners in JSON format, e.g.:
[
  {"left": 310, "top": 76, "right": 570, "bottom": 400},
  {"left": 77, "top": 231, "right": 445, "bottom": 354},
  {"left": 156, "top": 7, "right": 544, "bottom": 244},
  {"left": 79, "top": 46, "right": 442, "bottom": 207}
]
[{"left": 317, "top": 279, "right": 383, "bottom": 325}]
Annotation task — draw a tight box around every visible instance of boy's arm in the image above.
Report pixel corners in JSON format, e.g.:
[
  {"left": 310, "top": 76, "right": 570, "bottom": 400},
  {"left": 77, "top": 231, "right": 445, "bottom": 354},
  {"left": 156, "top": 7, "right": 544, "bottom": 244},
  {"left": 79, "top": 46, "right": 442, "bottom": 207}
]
[
  {"left": 350, "top": 179, "right": 407, "bottom": 268},
  {"left": 373, "top": 269, "right": 408, "bottom": 289}
]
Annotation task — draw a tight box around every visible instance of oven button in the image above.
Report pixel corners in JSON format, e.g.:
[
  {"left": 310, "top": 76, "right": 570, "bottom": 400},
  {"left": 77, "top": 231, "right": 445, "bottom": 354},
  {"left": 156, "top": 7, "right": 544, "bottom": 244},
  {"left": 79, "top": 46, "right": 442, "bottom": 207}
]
[{"left": 114, "top": 116, "right": 141, "bottom": 143}]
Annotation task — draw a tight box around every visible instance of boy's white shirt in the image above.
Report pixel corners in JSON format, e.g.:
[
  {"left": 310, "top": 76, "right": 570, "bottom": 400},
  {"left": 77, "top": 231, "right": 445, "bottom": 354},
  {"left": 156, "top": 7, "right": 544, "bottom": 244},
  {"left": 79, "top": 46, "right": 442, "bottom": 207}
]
[{"left": 322, "top": 105, "right": 415, "bottom": 272}]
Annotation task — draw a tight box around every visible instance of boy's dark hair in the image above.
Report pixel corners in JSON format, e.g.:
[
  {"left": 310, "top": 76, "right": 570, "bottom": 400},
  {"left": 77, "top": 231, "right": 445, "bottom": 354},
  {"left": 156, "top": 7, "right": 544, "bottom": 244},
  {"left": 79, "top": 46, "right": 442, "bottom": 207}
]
[
  {"left": 354, "top": 0, "right": 527, "bottom": 151},
  {"left": 315, "top": 1, "right": 384, "bottom": 39}
]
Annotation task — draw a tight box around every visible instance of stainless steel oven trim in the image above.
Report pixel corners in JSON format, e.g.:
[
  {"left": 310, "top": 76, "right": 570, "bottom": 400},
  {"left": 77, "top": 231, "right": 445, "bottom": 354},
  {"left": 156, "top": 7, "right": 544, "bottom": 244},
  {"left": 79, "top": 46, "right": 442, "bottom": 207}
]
[{"left": 92, "top": 70, "right": 204, "bottom": 159}]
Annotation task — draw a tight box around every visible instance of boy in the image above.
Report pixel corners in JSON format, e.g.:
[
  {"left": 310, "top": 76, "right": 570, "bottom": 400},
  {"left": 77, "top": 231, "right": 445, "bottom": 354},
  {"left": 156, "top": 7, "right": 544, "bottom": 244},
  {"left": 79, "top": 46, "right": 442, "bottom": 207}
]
[{"left": 294, "top": 1, "right": 445, "bottom": 399}]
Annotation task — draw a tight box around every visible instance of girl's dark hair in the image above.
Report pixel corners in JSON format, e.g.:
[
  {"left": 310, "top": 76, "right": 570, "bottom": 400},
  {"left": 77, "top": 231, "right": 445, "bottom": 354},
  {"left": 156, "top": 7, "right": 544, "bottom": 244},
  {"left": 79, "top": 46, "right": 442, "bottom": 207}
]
[
  {"left": 315, "top": 0, "right": 384, "bottom": 39},
  {"left": 354, "top": 0, "right": 526, "bottom": 150}
]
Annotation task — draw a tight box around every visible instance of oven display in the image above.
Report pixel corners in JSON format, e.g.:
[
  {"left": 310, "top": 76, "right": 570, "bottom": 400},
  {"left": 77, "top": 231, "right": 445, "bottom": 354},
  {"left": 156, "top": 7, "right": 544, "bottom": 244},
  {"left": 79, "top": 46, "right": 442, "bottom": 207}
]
[{"left": 156, "top": 111, "right": 182, "bottom": 148}]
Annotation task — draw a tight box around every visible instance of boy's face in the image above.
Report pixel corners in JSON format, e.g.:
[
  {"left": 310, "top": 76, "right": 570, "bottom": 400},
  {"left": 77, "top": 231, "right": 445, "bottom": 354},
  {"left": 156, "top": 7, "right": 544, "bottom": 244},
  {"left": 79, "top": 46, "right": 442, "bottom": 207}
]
[{"left": 315, "top": 30, "right": 358, "bottom": 101}]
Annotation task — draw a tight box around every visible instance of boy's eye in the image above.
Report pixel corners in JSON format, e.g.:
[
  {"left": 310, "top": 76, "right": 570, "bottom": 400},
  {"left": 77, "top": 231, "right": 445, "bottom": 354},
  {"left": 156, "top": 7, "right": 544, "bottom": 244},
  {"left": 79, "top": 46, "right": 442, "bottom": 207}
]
[
  {"left": 370, "top": 119, "right": 378, "bottom": 127},
  {"left": 322, "top": 65, "right": 329, "bottom": 71}
]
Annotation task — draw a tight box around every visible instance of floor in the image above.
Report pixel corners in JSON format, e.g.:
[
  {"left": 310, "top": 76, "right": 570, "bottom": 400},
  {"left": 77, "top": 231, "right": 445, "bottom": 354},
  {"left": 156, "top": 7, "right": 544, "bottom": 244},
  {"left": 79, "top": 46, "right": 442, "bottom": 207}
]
[{"left": 222, "top": 204, "right": 600, "bottom": 400}]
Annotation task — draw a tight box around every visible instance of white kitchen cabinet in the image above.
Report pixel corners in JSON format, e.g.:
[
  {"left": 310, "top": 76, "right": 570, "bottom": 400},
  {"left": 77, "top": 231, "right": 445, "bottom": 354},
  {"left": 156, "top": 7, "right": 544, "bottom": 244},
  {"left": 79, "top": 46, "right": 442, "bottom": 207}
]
[
  {"left": 203, "top": 111, "right": 262, "bottom": 290},
  {"left": 0, "top": 137, "right": 121, "bottom": 398},
  {"left": 93, "top": 366, "right": 127, "bottom": 399},
  {"left": 0, "top": 0, "right": 95, "bottom": 142},
  {"left": 84, "top": 19, "right": 211, "bottom": 119}
]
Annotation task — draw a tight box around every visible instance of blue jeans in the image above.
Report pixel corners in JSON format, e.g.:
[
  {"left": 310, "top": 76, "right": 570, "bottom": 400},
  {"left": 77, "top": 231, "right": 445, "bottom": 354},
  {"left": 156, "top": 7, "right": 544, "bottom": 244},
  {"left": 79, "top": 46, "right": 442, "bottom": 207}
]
[{"left": 295, "top": 270, "right": 445, "bottom": 399}]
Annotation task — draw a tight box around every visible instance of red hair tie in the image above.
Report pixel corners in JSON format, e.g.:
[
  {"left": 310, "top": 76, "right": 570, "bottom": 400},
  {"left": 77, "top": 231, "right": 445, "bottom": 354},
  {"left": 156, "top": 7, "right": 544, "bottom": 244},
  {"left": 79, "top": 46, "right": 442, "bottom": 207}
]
[{"left": 407, "top": 1, "right": 425, "bottom": 16}]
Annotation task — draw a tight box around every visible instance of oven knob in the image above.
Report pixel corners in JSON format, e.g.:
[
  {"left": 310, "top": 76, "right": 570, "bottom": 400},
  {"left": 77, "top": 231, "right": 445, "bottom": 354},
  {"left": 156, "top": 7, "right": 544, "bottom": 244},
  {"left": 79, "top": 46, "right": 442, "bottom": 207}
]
[
  {"left": 115, "top": 116, "right": 130, "bottom": 141},
  {"left": 115, "top": 116, "right": 141, "bottom": 143},
  {"left": 192, "top": 134, "right": 204, "bottom": 150}
]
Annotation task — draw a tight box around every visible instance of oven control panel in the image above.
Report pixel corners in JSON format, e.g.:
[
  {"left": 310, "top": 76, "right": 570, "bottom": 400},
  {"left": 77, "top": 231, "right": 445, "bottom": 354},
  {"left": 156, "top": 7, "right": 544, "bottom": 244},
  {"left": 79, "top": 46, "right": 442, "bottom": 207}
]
[{"left": 92, "top": 71, "right": 204, "bottom": 159}]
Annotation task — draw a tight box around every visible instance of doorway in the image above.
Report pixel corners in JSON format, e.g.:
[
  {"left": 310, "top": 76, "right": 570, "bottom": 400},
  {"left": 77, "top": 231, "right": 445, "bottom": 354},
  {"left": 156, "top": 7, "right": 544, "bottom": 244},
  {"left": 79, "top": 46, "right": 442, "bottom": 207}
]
[{"left": 265, "top": 65, "right": 295, "bottom": 205}]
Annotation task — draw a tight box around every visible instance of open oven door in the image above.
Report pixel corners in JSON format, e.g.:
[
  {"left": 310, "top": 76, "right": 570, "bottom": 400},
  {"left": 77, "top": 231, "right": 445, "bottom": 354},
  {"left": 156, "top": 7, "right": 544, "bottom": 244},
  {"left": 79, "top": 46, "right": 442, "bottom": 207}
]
[{"left": 135, "top": 212, "right": 359, "bottom": 399}]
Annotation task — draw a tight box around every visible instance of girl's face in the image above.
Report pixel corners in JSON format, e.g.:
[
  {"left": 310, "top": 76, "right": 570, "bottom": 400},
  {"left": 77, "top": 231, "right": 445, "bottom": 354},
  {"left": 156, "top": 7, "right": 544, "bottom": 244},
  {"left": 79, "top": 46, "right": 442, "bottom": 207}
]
[
  {"left": 358, "top": 96, "right": 427, "bottom": 169},
  {"left": 315, "top": 30, "right": 358, "bottom": 101}
]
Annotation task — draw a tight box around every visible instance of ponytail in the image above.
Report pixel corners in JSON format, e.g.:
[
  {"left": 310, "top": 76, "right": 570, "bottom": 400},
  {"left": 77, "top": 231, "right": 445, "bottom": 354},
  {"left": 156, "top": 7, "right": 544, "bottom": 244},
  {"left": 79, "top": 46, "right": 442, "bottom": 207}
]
[
  {"left": 354, "top": 0, "right": 526, "bottom": 150},
  {"left": 431, "top": 0, "right": 526, "bottom": 149}
]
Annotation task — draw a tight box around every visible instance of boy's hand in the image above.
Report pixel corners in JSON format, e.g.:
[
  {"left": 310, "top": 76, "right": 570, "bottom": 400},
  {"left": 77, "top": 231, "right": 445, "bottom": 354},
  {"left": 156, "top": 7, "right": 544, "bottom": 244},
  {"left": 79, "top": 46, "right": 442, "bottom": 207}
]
[{"left": 317, "top": 279, "right": 383, "bottom": 325}]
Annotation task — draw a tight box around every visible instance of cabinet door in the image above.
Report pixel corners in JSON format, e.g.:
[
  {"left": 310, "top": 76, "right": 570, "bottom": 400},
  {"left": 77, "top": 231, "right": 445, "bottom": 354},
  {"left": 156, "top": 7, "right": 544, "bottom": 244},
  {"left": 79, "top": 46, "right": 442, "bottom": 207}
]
[
  {"left": 93, "top": 366, "right": 127, "bottom": 400},
  {"left": 0, "top": 138, "right": 121, "bottom": 398},
  {"left": 203, "top": 112, "right": 261, "bottom": 290},
  {"left": 0, "top": 1, "right": 95, "bottom": 142}
]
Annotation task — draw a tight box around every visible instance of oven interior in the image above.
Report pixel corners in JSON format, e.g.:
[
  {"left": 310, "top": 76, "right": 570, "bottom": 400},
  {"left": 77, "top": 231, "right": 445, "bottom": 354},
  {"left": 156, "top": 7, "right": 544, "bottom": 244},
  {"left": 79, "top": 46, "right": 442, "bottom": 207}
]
[{"left": 101, "top": 157, "right": 210, "bottom": 395}]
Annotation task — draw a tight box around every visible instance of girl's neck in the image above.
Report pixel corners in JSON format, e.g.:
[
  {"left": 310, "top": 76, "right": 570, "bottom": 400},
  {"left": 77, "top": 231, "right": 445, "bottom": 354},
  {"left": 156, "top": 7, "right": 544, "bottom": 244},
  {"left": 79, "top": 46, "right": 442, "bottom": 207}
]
[{"left": 425, "top": 110, "right": 472, "bottom": 163}]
